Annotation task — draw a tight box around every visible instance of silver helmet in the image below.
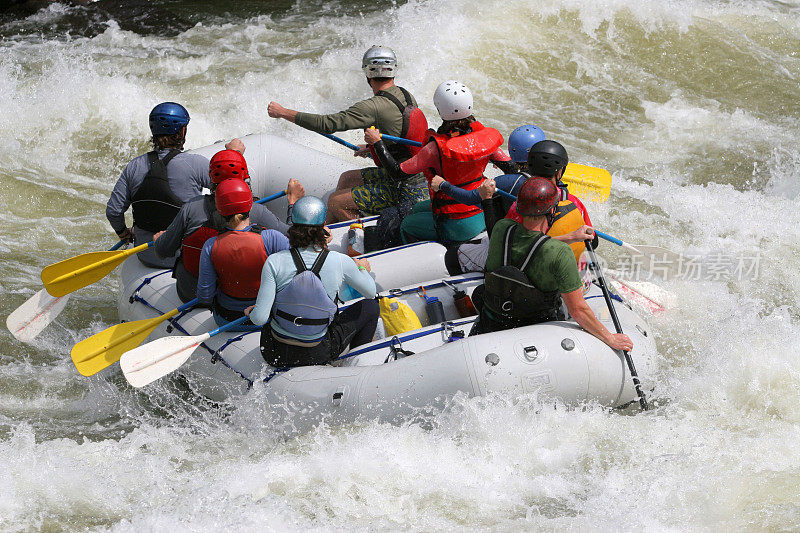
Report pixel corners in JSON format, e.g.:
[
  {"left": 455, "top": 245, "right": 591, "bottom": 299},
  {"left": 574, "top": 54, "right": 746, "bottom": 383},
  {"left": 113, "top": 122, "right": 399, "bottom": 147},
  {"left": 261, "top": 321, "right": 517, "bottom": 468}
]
[
  {"left": 362, "top": 46, "right": 397, "bottom": 79},
  {"left": 292, "top": 196, "right": 327, "bottom": 226}
]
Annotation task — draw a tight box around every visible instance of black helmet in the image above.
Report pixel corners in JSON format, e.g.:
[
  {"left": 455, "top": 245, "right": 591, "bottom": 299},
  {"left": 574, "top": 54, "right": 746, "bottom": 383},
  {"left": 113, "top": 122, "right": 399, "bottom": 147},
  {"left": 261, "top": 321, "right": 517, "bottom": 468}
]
[{"left": 527, "top": 140, "right": 568, "bottom": 177}]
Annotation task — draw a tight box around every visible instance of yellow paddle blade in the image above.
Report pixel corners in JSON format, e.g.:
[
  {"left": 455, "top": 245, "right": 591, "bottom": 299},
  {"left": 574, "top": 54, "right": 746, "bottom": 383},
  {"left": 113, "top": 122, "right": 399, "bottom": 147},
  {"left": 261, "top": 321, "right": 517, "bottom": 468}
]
[
  {"left": 562, "top": 163, "right": 612, "bottom": 203},
  {"left": 41, "top": 243, "right": 147, "bottom": 297},
  {"left": 70, "top": 308, "right": 177, "bottom": 376}
]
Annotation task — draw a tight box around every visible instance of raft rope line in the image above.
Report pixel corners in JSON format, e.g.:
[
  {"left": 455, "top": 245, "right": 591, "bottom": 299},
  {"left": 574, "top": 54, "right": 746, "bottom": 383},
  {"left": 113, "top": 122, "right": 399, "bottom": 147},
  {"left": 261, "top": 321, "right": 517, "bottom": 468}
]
[
  {"left": 263, "top": 366, "right": 291, "bottom": 383},
  {"left": 342, "top": 281, "right": 623, "bottom": 361},
  {"left": 385, "top": 274, "right": 483, "bottom": 297},
  {"left": 211, "top": 330, "right": 262, "bottom": 388},
  {"left": 339, "top": 316, "right": 477, "bottom": 360},
  {"left": 128, "top": 269, "right": 215, "bottom": 356},
  {"left": 326, "top": 215, "right": 379, "bottom": 230},
  {"left": 591, "top": 281, "right": 624, "bottom": 304}
]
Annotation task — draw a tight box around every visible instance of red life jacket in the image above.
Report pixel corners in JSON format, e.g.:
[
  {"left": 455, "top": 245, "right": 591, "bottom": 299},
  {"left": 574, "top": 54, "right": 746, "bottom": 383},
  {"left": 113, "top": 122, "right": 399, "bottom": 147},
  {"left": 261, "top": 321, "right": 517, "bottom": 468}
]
[
  {"left": 180, "top": 196, "right": 221, "bottom": 278},
  {"left": 424, "top": 121, "right": 504, "bottom": 219},
  {"left": 368, "top": 86, "right": 428, "bottom": 166},
  {"left": 210, "top": 226, "right": 268, "bottom": 300},
  {"left": 181, "top": 226, "right": 218, "bottom": 277}
]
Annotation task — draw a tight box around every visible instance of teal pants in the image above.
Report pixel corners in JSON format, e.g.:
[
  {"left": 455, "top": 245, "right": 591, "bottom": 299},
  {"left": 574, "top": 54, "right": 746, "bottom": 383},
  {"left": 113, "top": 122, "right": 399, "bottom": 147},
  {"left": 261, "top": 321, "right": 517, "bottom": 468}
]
[{"left": 400, "top": 200, "right": 486, "bottom": 244}]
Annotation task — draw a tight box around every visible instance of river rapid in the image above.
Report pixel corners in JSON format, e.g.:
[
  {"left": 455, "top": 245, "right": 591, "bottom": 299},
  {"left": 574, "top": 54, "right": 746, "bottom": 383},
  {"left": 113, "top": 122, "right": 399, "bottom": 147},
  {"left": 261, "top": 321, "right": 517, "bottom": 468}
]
[{"left": 1, "top": 0, "right": 799, "bottom": 530}]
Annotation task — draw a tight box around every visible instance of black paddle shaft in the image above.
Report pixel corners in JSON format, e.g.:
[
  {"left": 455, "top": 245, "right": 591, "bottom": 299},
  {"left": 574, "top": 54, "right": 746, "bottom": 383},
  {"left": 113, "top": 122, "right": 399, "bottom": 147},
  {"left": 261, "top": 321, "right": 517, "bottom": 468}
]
[{"left": 584, "top": 240, "right": 650, "bottom": 411}]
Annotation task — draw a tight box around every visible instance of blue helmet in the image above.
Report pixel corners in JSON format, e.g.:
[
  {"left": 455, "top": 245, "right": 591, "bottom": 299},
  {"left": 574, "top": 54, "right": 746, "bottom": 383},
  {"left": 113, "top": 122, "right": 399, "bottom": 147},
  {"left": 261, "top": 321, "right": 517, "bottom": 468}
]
[
  {"left": 508, "top": 125, "right": 546, "bottom": 163},
  {"left": 292, "top": 196, "right": 326, "bottom": 226},
  {"left": 149, "top": 102, "right": 190, "bottom": 135}
]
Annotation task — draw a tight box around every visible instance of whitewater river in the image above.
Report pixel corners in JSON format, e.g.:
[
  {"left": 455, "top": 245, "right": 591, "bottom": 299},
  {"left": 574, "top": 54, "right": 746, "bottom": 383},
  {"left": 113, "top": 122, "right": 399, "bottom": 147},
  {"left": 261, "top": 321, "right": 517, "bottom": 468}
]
[{"left": 1, "top": 0, "right": 799, "bottom": 530}]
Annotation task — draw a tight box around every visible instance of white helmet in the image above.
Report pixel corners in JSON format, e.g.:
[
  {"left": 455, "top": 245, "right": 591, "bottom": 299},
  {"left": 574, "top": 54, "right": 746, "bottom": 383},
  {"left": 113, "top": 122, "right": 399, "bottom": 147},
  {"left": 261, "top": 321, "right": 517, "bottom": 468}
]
[
  {"left": 433, "top": 80, "right": 473, "bottom": 121},
  {"left": 362, "top": 46, "right": 397, "bottom": 79}
]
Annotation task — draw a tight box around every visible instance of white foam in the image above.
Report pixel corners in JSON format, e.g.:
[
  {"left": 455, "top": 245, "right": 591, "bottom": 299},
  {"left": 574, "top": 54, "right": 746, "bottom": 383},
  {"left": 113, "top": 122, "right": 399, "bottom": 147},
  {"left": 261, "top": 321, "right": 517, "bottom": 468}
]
[{"left": 2, "top": 0, "right": 800, "bottom": 529}]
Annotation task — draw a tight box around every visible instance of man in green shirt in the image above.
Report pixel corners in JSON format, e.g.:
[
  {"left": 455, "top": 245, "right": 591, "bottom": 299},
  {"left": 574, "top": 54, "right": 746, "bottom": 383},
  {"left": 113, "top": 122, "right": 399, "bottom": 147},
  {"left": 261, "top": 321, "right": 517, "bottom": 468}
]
[
  {"left": 473, "top": 178, "right": 633, "bottom": 352},
  {"left": 267, "top": 46, "right": 428, "bottom": 223}
]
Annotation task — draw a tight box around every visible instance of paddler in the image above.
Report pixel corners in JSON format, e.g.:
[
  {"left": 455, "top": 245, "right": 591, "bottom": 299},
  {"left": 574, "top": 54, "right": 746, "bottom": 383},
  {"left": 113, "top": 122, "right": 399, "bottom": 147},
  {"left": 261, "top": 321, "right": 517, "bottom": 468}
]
[
  {"left": 197, "top": 179, "right": 290, "bottom": 329},
  {"left": 267, "top": 46, "right": 429, "bottom": 223},
  {"left": 364, "top": 80, "right": 515, "bottom": 244},
  {"left": 502, "top": 140, "right": 597, "bottom": 258},
  {"left": 245, "top": 196, "right": 379, "bottom": 367},
  {"left": 444, "top": 138, "right": 597, "bottom": 274},
  {"left": 471, "top": 177, "right": 633, "bottom": 353},
  {"left": 106, "top": 102, "right": 210, "bottom": 268},
  {"left": 152, "top": 148, "right": 305, "bottom": 303}
]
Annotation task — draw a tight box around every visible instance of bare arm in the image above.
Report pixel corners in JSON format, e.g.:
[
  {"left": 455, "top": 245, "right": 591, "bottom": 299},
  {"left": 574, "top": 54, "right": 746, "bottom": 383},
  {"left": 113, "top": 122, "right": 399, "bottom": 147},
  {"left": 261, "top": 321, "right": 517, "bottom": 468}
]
[
  {"left": 561, "top": 289, "right": 633, "bottom": 351},
  {"left": 267, "top": 102, "right": 298, "bottom": 123},
  {"left": 553, "top": 225, "right": 595, "bottom": 244}
]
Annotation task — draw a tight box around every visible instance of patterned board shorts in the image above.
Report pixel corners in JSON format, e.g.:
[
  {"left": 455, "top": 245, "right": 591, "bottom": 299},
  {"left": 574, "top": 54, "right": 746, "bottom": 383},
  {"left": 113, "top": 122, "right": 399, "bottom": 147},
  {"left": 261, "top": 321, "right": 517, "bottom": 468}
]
[{"left": 351, "top": 167, "right": 429, "bottom": 215}]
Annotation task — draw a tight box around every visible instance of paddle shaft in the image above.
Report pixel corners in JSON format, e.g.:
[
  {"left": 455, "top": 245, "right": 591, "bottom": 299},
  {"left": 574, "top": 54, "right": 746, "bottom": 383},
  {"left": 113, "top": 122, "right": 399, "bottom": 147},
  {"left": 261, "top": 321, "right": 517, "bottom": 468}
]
[
  {"left": 585, "top": 240, "right": 649, "bottom": 410},
  {"left": 380, "top": 133, "right": 422, "bottom": 147},
  {"left": 319, "top": 132, "right": 423, "bottom": 152},
  {"left": 593, "top": 230, "right": 640, "bottom": 253},
  {"left": 46, "top": 242, "right": 151, "bottom": 287},
  {"left": 319, "top": 133, "right": 359, "bottom": 151},
  {"left": 494, "top": 189, "right": 636, "bottom": 251},
  {"left": 256, "top": 190, "right": 287, "bottom": 204}
]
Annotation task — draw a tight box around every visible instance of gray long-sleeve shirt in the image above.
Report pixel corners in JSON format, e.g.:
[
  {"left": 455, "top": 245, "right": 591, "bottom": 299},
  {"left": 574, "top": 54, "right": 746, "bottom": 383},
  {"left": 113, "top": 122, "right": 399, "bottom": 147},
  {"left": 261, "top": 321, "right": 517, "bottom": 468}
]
[
  {"left": 105, "top": 149, "right": 210, "bottom": 234},
  {"left": 106, "top": 148, "right": 210, "bottom": 268},
  {"left": 154, "top": 194, "right": 291, "bottom": 259}
]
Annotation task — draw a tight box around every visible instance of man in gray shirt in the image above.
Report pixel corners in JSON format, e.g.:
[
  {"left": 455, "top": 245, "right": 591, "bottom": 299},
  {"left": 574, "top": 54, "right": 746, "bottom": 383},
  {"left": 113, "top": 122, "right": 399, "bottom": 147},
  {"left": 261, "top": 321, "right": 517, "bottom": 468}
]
[{"left": 105, "top": 102, "right": 210, "bottom": 268}]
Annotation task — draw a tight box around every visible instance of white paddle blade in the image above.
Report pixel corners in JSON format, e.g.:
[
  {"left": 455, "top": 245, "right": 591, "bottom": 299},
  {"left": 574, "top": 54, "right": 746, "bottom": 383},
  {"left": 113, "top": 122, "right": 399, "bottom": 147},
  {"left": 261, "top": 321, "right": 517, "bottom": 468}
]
[
  {"left": 608, "top": 272, "right": 677, "bottom": 315},
  {"left": 6, "top": 289, "right": 70, "bottom": 343},
  {"left": 120, "top": 333, "right": 209, "bottom": 388}
]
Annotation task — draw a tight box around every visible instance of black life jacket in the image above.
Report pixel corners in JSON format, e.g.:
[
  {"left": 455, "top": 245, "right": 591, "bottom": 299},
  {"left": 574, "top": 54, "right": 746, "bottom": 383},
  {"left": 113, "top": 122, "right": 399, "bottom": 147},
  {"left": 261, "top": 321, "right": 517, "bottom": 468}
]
[
  {"left": 483, "top": 224, "right": 565, "bottom": 324},
  {"left": 131, "top": 149, "right": 183, "bottom": 233}
]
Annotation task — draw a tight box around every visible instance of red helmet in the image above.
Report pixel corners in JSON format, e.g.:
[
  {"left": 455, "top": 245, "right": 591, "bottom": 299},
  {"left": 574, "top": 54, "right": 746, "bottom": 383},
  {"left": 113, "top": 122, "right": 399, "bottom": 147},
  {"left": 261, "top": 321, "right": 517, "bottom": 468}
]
[
  {"left": 215, "top": 178, "right": 253, "bottom": 216},
  {"left": 516, "top": 178, "right": 559, "bottom": 217},
  {"left": 209, "top": 149, "right": 249, "bottom": 184}
]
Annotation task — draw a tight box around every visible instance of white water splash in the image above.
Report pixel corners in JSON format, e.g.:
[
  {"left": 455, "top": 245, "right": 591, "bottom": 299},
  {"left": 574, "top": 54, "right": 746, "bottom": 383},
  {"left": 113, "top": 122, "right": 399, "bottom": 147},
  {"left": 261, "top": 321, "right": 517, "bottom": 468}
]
[{"left": 1, "top": 0, "right": 799, "bottom": 529}]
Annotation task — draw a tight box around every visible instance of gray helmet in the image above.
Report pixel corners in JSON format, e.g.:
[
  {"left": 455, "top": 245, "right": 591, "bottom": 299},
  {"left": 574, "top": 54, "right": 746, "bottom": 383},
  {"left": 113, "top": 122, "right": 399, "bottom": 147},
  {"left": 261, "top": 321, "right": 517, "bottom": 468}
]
[
  {"left": 292, "top": 196, "right": 327, "bottom": 226},
  {"left": 362, "top": 46, "right": 397, "bottom": 79}
]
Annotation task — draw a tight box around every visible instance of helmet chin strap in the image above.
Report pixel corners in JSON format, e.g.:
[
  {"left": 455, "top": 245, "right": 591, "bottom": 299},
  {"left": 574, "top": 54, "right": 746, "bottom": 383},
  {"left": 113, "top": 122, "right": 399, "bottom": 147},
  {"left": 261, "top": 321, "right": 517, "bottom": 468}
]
[{"left": 545, "top": 206, "right": 557, "bottom": 229}]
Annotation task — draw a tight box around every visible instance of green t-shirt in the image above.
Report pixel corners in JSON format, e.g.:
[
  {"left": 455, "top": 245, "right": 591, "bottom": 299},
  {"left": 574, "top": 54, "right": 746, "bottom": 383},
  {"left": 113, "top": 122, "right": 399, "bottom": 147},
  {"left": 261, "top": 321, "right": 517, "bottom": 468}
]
[
  {"left": 295, "top": 84, "right": 416, "bottom": 138},
  {"left": 485, "top": 218, "right": 583, "bottom": 295}
]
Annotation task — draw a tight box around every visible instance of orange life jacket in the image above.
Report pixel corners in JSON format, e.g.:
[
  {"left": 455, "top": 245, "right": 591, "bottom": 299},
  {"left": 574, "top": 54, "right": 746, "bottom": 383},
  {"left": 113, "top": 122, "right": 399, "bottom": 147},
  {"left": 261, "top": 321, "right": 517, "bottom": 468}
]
[
  {"left": 424, "top": 121, "right": 503, "bottom": 219},
  {"left": 549, "top": 200, "right": 588, "bottom": 263}
]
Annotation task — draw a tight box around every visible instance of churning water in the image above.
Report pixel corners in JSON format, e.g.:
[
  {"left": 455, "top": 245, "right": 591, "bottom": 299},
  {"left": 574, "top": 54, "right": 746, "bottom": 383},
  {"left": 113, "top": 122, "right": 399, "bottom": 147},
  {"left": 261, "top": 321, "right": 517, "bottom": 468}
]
[{"left": 1, "top": 0, "right": 799, "bottom": 530}]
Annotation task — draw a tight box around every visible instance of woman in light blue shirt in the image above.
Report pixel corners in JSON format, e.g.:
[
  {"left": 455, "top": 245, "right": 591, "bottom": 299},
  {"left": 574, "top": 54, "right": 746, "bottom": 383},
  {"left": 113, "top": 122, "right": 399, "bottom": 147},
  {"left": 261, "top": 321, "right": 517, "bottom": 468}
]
[{"left": 246, "top": 197, "right": 379, "bottom": 367}]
